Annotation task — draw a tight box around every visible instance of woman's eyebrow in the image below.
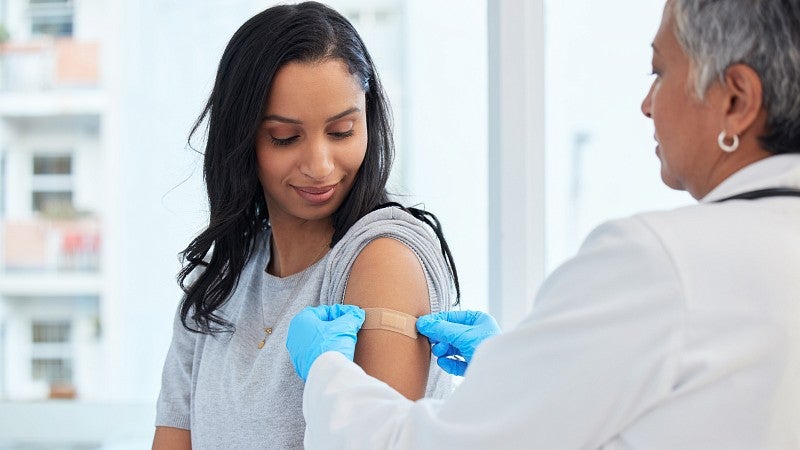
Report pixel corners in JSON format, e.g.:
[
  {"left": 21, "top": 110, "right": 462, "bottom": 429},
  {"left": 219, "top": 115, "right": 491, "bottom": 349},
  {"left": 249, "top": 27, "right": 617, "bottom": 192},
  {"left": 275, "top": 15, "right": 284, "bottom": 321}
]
[
  {"left": 262, "top": 114, "right": 301, "bottom": 124},
  {"left": 326, "top": 107, "right": 361, "bottom": 123},
  {"left": 261, "top": 107, "right": 361, "bottom": 124}
]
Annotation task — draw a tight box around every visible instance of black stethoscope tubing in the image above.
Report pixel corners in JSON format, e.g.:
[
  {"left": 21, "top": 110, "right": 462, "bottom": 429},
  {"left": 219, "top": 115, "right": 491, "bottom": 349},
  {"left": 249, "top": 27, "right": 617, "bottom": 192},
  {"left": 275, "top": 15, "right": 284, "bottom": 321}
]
[{"left": 714, "top": 188, "right": 800, "bottom": 203}]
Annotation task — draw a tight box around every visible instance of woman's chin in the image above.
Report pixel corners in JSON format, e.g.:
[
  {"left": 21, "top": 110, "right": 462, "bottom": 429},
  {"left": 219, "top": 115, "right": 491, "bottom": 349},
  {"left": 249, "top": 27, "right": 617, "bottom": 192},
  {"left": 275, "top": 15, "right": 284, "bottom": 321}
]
[{"left": 659, "top": 170, "right": 681, "bottom": 192}]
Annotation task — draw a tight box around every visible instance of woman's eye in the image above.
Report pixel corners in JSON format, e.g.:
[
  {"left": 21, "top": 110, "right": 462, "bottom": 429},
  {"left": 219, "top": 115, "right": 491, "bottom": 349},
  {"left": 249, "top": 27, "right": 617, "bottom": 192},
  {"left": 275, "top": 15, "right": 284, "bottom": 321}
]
[
  {"left": 329, "top": 130, "right": 354, "bottom": 140},
  {"left": 649, "top": 66, "right": 661, "bottom": 78},
  {"left": 270, "top": 136, "right": 299, "bottom": 146}
]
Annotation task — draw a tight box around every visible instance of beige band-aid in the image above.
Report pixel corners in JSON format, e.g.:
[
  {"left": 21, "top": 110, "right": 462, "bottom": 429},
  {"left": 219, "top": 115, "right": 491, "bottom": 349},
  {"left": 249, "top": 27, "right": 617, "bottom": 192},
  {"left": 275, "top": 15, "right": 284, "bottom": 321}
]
[{"left": 361, "top": 307, "right": 419, "bottom": 339}]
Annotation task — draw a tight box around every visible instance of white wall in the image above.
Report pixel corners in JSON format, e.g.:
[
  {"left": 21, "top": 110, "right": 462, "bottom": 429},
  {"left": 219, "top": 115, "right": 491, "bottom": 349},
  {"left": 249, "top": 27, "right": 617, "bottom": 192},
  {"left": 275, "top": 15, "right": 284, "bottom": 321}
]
[
  {"left": 4, "top": 139, "right": 29, "bottom": 217},
  {"left": 4, "top": 0, "right": 27, "bottom": 40},
  {"left": 73, "top": 0, "right": 104, "bottom": 40},
  {"left": 544, "top": 0, "right": 691, "bottom": 270},
  {"left": 400, "top": 0, "right": 488, "bottom": 312},
  {"left": 101, "top": 0, "right": 262, "bottom": 402}
]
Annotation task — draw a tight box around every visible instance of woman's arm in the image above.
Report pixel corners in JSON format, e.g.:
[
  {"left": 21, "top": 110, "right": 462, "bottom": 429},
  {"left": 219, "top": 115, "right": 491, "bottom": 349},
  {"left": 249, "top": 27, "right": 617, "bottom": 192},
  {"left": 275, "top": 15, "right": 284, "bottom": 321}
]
[
  {"left": 152, "top": 426, "right": 191, "bottom": 450},
  {"left": 343, "top": 237, "right": 433, "bottom": 400}
]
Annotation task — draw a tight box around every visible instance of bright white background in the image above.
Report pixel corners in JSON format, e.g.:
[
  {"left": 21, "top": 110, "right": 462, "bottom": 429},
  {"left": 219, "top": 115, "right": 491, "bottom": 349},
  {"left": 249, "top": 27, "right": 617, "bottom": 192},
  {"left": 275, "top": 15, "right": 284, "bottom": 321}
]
[{"left": 544, "top": 0, "right": 690, "bottom": 270}]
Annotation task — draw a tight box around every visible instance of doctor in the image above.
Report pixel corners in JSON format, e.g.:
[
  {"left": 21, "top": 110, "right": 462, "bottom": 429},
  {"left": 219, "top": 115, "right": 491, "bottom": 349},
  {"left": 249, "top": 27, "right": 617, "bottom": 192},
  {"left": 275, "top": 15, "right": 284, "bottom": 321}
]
[{"left": 287, "top": 0, "right": 800, "bottom": 448}]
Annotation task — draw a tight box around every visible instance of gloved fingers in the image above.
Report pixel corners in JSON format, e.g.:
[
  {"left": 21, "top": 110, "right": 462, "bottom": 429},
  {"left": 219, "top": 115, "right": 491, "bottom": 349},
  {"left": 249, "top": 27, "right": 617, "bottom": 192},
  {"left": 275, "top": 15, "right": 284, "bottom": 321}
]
[
  {"left": 328, "top": 304, "right": 366, "bottom": 323},
  {"left": 303, "top": 304, "right": 365, "bottom": 322},
  {"left": 416, "top": 316, "right": 475, "bottom": 344},
  {"left": 286, "top": 306, "right": 365, "bottom": 382},
  {"left": 431, "top": 341, "right": 461, "bottom": 359},
  {"left": 299, "top": 305, "right": 334, "bottom": 321},
  {"left": 431, "top": 341, "right": 449, "bottom": 357},
  {"left": 443, "top": 311, "right": 501, "bottom": 346},
  {"left": 328, "top": 307, "right": 366, "bottom": 334},
  {"left": 418, "top": 310, "right": 482, "bottom": 327},
  {"left": 472, "top": 311, "right": 501, "bottom": 333},
  {"left": 286, "top": 311, "right": 318, "bottom": 382},
  {"left": 436, "top": 356, "right": 467, "bottom": 377},
  {"left": 289, "top": 307, "right": 321, "bottom": 332}
]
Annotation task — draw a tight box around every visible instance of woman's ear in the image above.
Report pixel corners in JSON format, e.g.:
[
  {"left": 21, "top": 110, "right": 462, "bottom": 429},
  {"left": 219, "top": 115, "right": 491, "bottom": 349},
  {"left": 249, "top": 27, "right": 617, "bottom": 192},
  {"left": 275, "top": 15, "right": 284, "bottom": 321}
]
[{"left": 721, "top": 63, "right": 764, "bottom": 136}]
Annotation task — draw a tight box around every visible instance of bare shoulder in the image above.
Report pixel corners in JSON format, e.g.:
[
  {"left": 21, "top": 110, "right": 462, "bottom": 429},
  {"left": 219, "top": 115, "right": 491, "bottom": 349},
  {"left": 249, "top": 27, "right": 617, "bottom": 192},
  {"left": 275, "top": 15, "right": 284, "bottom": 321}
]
[{"left": 344, "top": 237, "right": 430, "bottom": 316}]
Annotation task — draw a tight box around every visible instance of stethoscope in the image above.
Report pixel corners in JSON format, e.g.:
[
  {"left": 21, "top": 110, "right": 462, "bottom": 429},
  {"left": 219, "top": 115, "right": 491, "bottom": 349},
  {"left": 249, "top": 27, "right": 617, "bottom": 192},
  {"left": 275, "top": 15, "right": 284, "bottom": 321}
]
[{"left": 715, "top": 188, "right": 800, "bottom": 203}]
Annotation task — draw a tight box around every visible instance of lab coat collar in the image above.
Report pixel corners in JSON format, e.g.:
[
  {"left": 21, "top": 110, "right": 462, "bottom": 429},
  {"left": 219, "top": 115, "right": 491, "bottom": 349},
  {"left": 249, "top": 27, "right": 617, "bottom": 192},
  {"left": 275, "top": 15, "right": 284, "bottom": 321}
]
[{"left": 700, "top": 154, "right": 800, "bottom": 203}]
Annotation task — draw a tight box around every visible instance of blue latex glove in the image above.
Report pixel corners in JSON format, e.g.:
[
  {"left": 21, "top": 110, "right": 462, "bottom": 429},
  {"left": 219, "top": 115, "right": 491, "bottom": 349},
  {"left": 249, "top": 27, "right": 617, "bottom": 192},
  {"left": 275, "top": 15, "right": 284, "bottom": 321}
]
[
  {"left": 286, "top": 304, "right": 366, "bottom": 381},
  {"left": 416, "top": 310, "right": 501, "bottom": 376}
]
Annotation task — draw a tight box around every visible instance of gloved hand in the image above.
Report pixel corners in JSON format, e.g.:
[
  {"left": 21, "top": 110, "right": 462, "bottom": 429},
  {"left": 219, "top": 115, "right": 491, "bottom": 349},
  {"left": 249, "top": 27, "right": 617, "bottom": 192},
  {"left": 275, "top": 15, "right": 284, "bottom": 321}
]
[
  {"left": 416, "top": 310, "right": 500, "bottom": 376},
  {"left": 286, "top": 304, "right": 366, "bottom": 382}
]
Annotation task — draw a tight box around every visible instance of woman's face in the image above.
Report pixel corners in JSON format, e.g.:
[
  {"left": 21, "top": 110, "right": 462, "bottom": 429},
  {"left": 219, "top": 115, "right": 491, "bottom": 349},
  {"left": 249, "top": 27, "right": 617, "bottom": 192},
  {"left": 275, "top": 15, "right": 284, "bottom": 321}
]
[
  {"left": 641, "top": 3, "right": 727, "bottom": 199},
  {"left": 256, "top": 59, "right": 368, "bottom": 227}
]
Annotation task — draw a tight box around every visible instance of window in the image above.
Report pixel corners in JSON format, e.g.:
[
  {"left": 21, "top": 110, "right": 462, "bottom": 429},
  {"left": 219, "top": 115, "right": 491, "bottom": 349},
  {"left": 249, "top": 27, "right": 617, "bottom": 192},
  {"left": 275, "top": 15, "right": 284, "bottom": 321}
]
[
  {"left": 33, "top": 154, "right": 71, "bottom": 175},
  {"left": 30, "top": 320, "right": 73, "bottom": 384},
  {"left": 31, "top": 358, "right": 72, "bottom": 383},
  {"left": 32, "top": 320, "right": 71, "bottom": 343},
  {"left": 29, "top": 0, "right": 73, "bottom": 37},
  {"left": 32, "top": 191, "right": 72, "bottom": 213},
  {"left": 31, "top": 153, "right": 74, "bottom": 215}
]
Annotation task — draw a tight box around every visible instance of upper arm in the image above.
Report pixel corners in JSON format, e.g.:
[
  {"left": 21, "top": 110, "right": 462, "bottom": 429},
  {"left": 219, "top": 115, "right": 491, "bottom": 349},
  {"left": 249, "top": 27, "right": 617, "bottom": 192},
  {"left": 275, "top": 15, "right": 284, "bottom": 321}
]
[
  {"left": 152, "top": 426, "right": 191, "bottom": 450},
  {"left": 343, "top": 237, "right": 433, "bottom": 400}
]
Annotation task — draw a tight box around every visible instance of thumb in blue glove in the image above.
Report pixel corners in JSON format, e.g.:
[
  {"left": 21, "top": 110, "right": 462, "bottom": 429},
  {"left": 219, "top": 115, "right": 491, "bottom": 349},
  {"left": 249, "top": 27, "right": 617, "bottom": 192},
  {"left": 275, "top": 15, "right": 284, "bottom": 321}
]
[
  {"left": 286, "top": 304, "right": 365, "bottom": 382},
  {"left": 416, "top": 310, "right": 500, "bottom": 376}
]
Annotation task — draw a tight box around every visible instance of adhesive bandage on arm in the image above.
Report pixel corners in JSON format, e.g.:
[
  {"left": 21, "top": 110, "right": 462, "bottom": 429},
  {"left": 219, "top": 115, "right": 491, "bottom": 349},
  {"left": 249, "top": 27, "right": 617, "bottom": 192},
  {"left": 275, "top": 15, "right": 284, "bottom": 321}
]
[{"left": 361, "top": 307, "right": 419, "bottom": 339}]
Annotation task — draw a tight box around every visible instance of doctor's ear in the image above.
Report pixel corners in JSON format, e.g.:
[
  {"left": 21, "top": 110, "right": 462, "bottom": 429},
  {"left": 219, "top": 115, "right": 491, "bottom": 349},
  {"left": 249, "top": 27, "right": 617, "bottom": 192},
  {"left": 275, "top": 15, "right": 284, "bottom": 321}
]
[{"left": 720, "top": 63, "right": 765, "bottom": 137}]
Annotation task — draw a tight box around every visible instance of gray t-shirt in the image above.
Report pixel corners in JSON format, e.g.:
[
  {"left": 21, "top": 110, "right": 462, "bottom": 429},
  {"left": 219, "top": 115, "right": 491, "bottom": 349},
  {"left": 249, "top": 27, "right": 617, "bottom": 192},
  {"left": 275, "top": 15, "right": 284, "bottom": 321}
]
[{"left": 155, "top": 207, "right": 455, "bottom": 449}]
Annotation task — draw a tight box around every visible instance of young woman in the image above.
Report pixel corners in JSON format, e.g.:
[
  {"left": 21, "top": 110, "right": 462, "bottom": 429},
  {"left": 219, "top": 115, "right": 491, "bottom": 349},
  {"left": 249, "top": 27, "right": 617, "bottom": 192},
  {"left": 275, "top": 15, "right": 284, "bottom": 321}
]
[{"left": 152, "top": 3, "right": 460, "bottom": 449}]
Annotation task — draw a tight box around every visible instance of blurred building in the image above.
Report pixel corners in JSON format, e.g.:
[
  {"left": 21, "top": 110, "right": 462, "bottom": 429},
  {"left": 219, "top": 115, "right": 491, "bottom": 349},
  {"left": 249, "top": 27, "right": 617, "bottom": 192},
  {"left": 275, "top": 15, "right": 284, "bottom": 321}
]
[
  {"left": 0, "top": 0, "right": 104, "bottom": 402},
  {"left": 0, "top": 1, "right": 192, "bottom": 448}
]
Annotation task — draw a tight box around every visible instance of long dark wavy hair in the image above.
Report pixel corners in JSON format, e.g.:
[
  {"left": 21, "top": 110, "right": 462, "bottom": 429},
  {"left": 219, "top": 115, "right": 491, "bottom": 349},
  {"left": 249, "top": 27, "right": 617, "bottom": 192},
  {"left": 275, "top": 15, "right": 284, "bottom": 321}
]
[{"left": 179, "top": 2, "right": 460, "bottom": 333}]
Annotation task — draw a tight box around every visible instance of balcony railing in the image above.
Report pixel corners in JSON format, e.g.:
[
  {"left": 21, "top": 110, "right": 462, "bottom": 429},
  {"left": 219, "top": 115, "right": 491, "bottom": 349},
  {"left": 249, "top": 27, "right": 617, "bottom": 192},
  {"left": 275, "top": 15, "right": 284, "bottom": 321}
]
[
  {"left": 0, "top": 38, "right": 99, "bottom": 92},
  {"left": 1, "top": 217, "right": 101, "bottom": 272}
]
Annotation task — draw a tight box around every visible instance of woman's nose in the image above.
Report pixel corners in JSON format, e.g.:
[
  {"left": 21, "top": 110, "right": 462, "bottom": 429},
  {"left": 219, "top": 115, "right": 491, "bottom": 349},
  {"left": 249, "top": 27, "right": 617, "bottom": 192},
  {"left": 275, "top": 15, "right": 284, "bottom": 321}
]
[
  {"left": 641, "top": 84, "right": 654, "bottom": 118},
  {"left": 299, "top": 141, "right": 335, "bottom": 180}
]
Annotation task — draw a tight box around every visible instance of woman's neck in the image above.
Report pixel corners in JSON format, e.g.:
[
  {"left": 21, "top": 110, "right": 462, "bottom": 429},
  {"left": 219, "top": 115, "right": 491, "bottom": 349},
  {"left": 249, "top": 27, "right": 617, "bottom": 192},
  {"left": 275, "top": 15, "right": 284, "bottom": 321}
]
[
  {"left": 692, "top": 146, "right": 773, "bottom": 199},
  {"left": 267, "top": 219, "right": 333, "bottom": 278}
]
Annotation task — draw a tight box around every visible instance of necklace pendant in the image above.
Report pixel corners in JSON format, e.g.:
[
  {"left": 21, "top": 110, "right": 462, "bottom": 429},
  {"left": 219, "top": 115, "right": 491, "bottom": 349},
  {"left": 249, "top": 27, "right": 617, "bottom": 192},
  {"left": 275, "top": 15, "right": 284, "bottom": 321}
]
[{"left": 257, "top": 327, "right": 273, "bottom": 349}]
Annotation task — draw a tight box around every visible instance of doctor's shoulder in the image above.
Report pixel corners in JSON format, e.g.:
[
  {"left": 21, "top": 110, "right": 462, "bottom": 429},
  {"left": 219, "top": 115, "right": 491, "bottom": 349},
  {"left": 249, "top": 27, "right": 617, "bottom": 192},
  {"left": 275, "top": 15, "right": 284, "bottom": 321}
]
[{"left": 532, "top": 209, "right": 690, "bottom": 311}]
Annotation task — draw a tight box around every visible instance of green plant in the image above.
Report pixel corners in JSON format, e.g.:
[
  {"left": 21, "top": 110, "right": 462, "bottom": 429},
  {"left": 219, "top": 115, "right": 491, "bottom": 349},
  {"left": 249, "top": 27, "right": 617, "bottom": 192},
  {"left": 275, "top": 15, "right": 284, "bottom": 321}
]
[{"left": 0, "top": 23, "right": 9, "bottom": 43}]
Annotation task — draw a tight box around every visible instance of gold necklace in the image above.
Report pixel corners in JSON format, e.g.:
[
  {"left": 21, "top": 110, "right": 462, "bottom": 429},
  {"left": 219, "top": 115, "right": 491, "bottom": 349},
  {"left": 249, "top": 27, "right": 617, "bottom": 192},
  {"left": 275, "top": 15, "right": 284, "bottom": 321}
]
[{"left": 258, "top": 243, "right": 329, "bottom": 349}]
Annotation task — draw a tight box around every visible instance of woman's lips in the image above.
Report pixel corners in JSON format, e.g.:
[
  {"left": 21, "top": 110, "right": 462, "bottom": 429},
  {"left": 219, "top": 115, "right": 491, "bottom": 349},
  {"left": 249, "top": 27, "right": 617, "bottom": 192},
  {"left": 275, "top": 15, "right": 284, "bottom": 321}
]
[{"left": 293, "top": 185, "right": 336, "bottom": 204}]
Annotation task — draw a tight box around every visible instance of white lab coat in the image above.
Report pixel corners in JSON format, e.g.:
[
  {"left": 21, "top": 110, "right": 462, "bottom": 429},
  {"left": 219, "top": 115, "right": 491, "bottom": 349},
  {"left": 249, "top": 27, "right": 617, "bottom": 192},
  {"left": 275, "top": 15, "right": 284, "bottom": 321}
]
[{"left": 303, "top": 154, "right": 800, "bottom": 450}]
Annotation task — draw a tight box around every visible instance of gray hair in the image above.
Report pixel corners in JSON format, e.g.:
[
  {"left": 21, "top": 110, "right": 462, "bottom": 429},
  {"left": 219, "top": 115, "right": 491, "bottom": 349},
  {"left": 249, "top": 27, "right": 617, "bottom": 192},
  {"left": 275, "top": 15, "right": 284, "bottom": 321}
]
[{"left": 672, "top": 0, "right": 800, "bottom": 154}]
